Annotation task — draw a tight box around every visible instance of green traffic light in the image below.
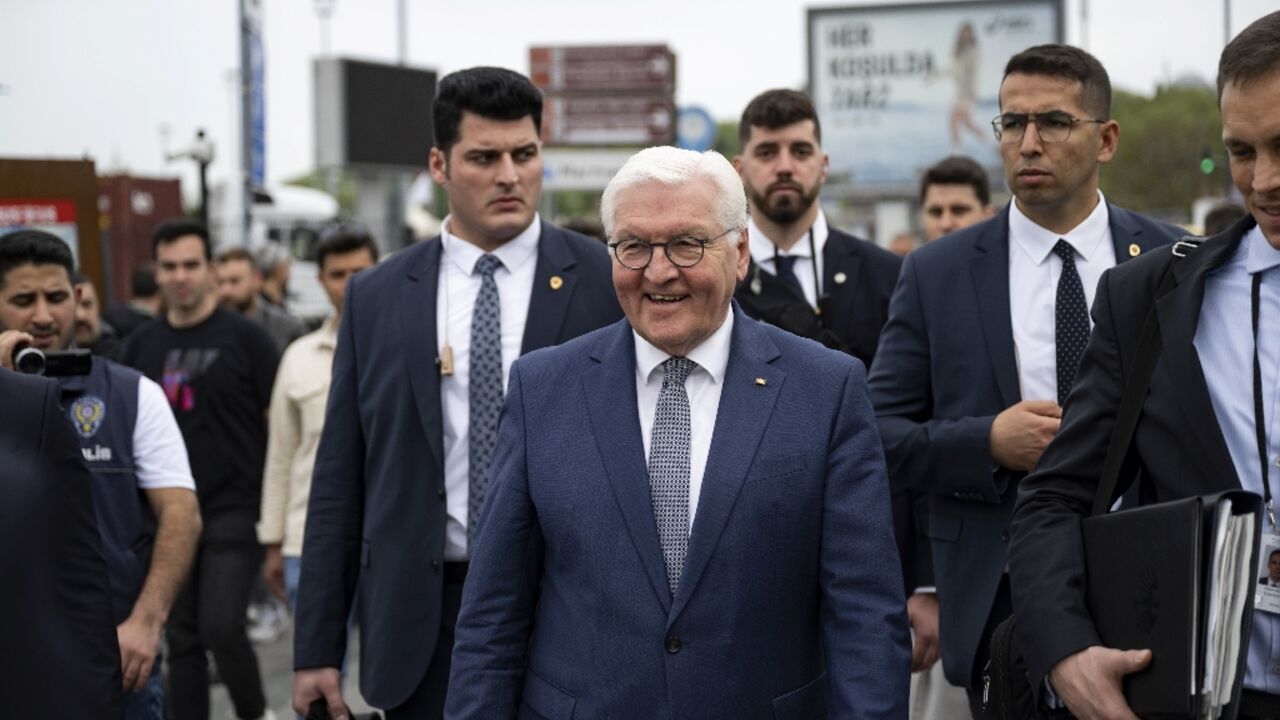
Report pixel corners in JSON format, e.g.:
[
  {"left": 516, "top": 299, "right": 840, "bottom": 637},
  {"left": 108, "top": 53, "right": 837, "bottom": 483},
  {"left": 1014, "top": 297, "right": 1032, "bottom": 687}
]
[{"left": 1200, "top": 157, "right": 1215, "bottom": 174}]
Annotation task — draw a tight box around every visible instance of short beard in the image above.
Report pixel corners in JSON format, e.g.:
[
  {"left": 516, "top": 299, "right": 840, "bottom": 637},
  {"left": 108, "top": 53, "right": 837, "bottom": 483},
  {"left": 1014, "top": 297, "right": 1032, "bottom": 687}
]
[{"left": 751, "top": 183, "right": 820, "bottom": 226}]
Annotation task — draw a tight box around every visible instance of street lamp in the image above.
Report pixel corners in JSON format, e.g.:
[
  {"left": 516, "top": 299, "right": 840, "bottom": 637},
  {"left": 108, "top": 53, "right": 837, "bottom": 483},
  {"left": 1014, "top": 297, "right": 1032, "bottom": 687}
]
[{"left": 168, "top": 129, "right": 216, "bottom": 226}]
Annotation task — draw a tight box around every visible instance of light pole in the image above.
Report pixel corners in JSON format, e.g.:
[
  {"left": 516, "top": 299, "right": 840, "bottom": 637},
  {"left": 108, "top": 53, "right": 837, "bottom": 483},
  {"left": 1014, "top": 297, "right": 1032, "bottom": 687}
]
[
  {"left": 168, "top": 129, "right": 216, "bottom": 227},
  {"left": 314, "top": 0, "right": 336, "bottom": 57}
]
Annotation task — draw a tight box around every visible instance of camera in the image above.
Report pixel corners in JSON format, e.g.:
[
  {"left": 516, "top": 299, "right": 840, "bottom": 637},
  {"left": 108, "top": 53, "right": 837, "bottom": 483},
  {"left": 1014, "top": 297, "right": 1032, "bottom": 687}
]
[{"left": 11, "top": 343, "right": 92, "bottom": 377}]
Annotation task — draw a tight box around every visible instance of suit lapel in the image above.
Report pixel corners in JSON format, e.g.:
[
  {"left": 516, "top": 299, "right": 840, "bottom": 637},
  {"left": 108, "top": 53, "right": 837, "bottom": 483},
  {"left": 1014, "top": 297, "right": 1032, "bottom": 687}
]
[
  {"left": 582, "top": 321, "right": 673, "bottom": 613},
  {"left": 668, "top": 309, "right": 784, "bottom": 625},
  {"left": 400, "top": 239, "right": 445, "bottom": 470},
  {"left": 822, "top": 231, "right": 862, "bottom": 335},
  {"left": 521, "top": 222, "right": 578, "bottom": 354},
  {"left": 1155, "top": 230, "right": 1244, "bottom": 491},
  {"left": 970, "top": 208, "right": 1021, "bottom": 408},
  {"left": 1107, "top": 203, "right": 1171, "bottom": 265}
]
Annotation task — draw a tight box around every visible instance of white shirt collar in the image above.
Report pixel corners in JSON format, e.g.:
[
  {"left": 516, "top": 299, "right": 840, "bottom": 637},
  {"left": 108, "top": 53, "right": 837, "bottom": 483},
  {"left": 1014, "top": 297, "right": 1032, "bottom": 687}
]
[
  {"left": 441, "top": 213, "right": 541, "bottom": 276},
  {"left": 1246, "top": 224, "right": 1280, "bottom": 275},
  {"left": 633, "top": 309, "right": 735, "bottom": 388},
  {"left": 1009, "top": 191, "right": 1110, "bottom": 264},
  {"left": 748, "top": 209, "right": 829, "bottom": 265}
]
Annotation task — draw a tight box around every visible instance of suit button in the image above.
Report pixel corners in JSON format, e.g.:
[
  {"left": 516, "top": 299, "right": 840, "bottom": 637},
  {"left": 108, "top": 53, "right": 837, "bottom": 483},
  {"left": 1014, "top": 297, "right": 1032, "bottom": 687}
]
[
  {"left": 664, "top": 636, "right": 682, "bottom": 654},
  {"left": 437, "top": 486, "right": 446, "bottom": 499},
  {"left": 1001, "top": 530, "right": 1010, "bottom": 542},
  {"left": 431, "top": 559, "right": 441, "bottom": 573}
]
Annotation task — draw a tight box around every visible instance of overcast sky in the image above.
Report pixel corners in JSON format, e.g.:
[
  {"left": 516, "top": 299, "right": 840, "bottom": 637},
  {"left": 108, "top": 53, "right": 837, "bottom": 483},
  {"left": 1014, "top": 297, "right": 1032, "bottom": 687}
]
[{"left": 0, "top": 0, "right": 1271, "bottom": 199}]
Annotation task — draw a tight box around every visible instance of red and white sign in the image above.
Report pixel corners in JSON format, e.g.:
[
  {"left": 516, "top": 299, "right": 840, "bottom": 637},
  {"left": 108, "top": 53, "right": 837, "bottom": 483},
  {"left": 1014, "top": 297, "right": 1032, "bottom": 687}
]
[
  {"left": 0, "top": 198, "right": 81, "bottom": 262},
  {"left": 543, "top": 95, "right": 675, "bottom": 145},
  {"left": 530, "top": 45, "right": 675, "bottom": 93}
]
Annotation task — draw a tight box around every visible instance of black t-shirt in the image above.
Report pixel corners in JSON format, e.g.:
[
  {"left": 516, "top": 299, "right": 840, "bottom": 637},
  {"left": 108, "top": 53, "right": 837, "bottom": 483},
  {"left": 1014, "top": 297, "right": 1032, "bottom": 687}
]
[{"left": 121, "top": 307, "right": 279, "bottom": 525}]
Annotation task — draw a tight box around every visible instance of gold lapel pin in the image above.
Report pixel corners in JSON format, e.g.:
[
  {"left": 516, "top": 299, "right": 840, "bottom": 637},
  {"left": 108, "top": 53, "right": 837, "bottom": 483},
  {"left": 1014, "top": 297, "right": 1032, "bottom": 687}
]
[
  {"left": 1129, "top": 243, "right": 1141, "bottom": 257},
  {"left": 550, "top": 275, "right": 564, "bottom": 290},
  {"left": 755, "top": 377, "right": 767, "bottom": 386},
  {"left": 834, "top": 272, "right": 848, "bottom": 285}
]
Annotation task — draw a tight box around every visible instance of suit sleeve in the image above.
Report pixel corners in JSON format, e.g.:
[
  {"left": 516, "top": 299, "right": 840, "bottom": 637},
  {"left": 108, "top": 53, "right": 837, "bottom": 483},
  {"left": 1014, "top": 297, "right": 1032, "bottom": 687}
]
[
  {"left": 868, "top": 252, "right": 1003, "bottom": 500},
  {"left": 445, "top": 361, "right": 544, "bottom": 718},
  {"left": 822, "top": 362, "right": 911, "bottom": 719},
  {"left": 1008, "top": 265, "right": 1130, "bottom": 695},
  {"left": 294, "top": 285, "right": 365, "bottom": 670}
]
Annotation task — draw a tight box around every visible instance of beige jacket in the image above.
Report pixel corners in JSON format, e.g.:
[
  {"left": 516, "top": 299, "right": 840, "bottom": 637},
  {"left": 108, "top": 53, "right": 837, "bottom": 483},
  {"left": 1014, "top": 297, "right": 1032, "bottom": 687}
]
[{"left": 257, "top": 318, "right": 337, "bottom": 556}]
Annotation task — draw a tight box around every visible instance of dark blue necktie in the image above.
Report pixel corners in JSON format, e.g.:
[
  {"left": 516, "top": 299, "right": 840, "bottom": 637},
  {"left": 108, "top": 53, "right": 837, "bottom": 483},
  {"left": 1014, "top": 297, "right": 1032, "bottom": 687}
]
[
  {"left": 774, "top": 255, "right": 803, "bottom": 295},
  {"left": 1054, "top": 240, "right": 1089, "bottom": 406},
  {"left": 468, "top": 253, "right": 504, "bottom": 548}
]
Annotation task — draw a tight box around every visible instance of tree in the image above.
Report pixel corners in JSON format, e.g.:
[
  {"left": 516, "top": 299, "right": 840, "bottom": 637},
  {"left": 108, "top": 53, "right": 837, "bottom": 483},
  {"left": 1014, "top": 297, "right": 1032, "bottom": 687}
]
[{"left": 1099, "top": 84, "right": 1224, "bottom": 221}]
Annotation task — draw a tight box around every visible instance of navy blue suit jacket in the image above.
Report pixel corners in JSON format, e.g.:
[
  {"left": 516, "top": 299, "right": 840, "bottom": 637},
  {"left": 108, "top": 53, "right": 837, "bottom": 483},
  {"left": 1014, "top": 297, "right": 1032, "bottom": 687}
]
[
  {"left": 0, "top": 370, "right": 122, "bottom": 718},
  {"left": 866, "top": 203, "right": 1181, "bottom": 687},
  {"left": 294, "top": 223, "right": 622, "bottom": 708},
  {"left": 446, "top": 307, "right": 911, "bottom": 719}
]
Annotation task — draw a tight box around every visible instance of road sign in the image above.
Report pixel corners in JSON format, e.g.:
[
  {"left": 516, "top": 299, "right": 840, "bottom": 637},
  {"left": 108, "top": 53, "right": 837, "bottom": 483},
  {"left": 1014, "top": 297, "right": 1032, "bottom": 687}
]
[
  {"left": 530, "top": 45, "right": 675, "bottom": 93},
  {"left": 543, "top": 95, "right": 675, "bottom": 146},
  {"left": 541, "top": 149, "right": 635, "bottom": 191},
  {"left": 677, "top": 106, "right": 717, "bottom": 152}
]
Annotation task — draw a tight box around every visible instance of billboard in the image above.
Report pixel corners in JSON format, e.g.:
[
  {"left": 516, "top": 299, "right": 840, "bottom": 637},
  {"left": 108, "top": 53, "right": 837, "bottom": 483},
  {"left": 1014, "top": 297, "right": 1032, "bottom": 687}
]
[{"left": 808, "top": 0, "right": 1064, "bottom": 194}]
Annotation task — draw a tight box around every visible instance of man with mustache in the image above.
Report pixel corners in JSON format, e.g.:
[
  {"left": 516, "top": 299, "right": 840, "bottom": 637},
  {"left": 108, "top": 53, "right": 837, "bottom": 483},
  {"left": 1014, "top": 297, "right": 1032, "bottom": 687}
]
[
  {"left": 292, "top": 66, "right": 622, "bottom": 720},
  {"left": 732, "top": 89, "right": 902, "bottom": 369},
  {"left": 867, "top": 44, "right": 1182, "bottom": 718}
]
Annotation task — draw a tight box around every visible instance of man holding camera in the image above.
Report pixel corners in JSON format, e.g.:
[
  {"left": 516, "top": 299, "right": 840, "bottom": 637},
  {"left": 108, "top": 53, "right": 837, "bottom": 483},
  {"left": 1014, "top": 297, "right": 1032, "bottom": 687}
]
[{"left": 0, "top": 229, "right": 202, "bottom": 720}]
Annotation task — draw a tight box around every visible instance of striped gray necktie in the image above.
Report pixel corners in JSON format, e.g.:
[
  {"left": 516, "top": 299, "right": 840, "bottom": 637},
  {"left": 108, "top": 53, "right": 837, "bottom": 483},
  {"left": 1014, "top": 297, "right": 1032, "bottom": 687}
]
[
  {"left": 468, "top": 253, "right": 504, "bottom": 549},
  {"left": 648, "top": 356, "right": 695, "bottom": 595}
]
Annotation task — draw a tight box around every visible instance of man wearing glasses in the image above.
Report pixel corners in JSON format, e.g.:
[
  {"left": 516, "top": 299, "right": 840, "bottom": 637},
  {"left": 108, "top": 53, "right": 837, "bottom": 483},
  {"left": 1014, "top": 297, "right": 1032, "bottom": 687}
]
[
  {"left": 867, "top": 44, "right": 1181, "bottom": 718},
  {"left": 447, "top": 146, "right": 910, "bottom": 718}
]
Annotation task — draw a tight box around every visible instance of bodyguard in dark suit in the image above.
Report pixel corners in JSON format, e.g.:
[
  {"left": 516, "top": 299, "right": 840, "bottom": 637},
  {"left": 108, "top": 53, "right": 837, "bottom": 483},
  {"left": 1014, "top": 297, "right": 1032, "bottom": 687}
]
[
  {"left": 731, "top": 89, "right": 901, "bottom": 369},
  {"left": 868, "top": 44, "right": 1181, "bottom": 716},
  {"left": 447, "top": 145, "right": 909, "bottom": 719},
  {"left": 1010, "top": 15, "right": 1280, "bottom": 718},
  {"left": 292, "top": 67, "right": 622, "bottom": 719},
  {"left": 0, "top": 369, "right": 123, "bottom": 718}
]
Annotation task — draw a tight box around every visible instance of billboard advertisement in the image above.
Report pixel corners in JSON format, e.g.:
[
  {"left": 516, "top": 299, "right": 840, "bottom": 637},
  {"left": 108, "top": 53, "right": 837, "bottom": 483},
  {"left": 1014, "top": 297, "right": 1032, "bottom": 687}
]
[{"left": 808, "top": 0, "right": 1064, "bottom": 194}]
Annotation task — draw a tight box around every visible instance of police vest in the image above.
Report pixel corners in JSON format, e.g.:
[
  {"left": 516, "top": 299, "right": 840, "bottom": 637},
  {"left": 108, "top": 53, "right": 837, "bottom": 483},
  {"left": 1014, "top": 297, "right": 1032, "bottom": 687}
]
[{"left": 58, "top": 357, "right": 157, "bottom": 625}]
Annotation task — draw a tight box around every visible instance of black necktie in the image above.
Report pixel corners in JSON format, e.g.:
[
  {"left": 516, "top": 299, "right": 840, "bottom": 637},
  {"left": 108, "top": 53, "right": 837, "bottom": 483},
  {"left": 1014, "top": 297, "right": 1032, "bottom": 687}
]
[
  {"left": 774, "top": 255, "right": 803, "bottom": 295},
  {"left": 1053, "top": 239, "right": 1089, "bottom": 406}
]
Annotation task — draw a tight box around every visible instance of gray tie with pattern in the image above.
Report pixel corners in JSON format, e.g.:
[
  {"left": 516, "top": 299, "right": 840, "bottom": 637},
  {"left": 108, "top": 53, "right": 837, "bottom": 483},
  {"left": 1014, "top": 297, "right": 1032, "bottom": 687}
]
[
  {"left": 648, "top": 356, "right": 695, "bottom": 595},
  {"left": 468, "top": 253, "right": 504, "bottom": 549}
]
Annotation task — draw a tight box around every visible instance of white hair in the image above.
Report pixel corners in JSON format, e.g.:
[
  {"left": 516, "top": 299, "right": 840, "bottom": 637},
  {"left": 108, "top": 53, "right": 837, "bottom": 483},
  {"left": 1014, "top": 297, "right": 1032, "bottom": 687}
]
[{"left": 600, "top": 146, "right": 748, "bottom": 238}]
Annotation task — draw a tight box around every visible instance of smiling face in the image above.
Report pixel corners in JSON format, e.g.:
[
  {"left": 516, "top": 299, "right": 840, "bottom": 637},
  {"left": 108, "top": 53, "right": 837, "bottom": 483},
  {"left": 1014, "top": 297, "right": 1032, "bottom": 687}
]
[
  {"left": 0, "top": 263, "right": 76, "bottom": 351},
  {"left": 735, "top": 120, "right": 829, "bottom": 227},
  {"left": 429, "top": 111, "right": 543, "bottom": 251},
  {"left": 998, "top": 72, "right": 1118, "bottom": 232},
  {"left": 611, "top": 179, "right": 749, "bottom": 357},
  {"left": 1221, "top": 71, "right": 1280, "bottom": 249}
]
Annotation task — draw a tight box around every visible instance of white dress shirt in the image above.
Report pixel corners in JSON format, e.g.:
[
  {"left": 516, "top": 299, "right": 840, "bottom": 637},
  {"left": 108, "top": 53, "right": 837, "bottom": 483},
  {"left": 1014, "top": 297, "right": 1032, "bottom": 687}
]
[
  {"left": 438, "top": 214, "right": 540, "bottom": 560},
  {"left": 634, "top": 311, "right": 735, "bottom": 532},
  {"left": 747, "top": 210, "right": 830, "bottom": 308},
  {"left": 1008, "top": 192, "right": 1117, "bottom": 403}
]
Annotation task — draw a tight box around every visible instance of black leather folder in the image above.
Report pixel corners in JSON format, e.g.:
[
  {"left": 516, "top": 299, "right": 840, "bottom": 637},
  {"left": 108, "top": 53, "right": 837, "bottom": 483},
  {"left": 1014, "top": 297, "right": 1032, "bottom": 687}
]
[{"left": 1083, "top": 491, "right": 1262, "bottom": 717}]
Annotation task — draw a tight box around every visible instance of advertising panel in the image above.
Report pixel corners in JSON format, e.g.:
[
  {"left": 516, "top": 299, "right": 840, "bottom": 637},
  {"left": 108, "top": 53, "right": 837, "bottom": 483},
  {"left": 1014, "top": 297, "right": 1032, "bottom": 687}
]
[{"left": 809, "top": 0, "right": 1063, "bottom": 193}]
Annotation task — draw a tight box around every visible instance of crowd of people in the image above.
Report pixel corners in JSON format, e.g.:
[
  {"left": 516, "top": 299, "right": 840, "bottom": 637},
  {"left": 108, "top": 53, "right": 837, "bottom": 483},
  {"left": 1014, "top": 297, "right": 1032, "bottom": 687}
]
[{"left": 1, "top": 9, "right": 1278, "bottom": 720}]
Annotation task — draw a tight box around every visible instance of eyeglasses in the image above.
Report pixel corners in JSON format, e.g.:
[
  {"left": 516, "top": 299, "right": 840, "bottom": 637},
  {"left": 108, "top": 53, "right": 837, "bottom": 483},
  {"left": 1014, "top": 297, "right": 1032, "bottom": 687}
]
[
  {"left": 608, "top": 228, "right": 738, "bottom": 270},
  {"left": 990, "top": 111, "right": 1106, "bottom": 144}
]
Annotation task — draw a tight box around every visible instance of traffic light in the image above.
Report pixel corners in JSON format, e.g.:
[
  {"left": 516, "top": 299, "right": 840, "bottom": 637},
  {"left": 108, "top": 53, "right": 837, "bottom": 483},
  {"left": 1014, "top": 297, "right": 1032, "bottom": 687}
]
[{"left": 1200, "top": 147, "right": 1216, "bottom": 175}]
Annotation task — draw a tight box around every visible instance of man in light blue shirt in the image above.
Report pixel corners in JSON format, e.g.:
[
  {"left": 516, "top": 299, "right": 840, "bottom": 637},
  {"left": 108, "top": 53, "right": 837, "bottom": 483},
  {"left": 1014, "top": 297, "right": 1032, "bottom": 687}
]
[{"left": 1008, "top": 10, "right": 1280, "bottom": 720}]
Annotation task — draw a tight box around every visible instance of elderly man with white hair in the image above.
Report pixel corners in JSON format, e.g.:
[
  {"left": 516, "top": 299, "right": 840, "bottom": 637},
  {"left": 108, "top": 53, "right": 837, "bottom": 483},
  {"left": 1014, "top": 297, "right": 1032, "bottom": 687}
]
[{"left": 445, "top": 146, "right": 910, "bottom": 719}]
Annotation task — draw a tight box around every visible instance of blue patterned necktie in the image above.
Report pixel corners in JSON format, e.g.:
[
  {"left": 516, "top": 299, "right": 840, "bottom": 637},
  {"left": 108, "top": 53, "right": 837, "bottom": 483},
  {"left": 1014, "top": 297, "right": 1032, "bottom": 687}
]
[
  {"left": 648, "top": 356, "right": 695, "bottom": 595},
  {"left": 1054, "top": 239, "right": 1089, "bottom": 407},
  {"left": 468, "top": 253, "right": 504, "bottom": 548}
]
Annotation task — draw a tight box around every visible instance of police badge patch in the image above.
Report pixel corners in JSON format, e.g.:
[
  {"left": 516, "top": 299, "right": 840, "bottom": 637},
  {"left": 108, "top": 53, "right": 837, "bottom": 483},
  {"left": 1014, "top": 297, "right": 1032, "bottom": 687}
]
[{"left": 69, "top": 395, "right": 106, "bottom": 438}]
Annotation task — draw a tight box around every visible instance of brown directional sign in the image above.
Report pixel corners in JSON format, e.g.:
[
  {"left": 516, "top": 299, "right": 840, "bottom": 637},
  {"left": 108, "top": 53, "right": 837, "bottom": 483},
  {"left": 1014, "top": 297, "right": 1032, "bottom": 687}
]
[
  {"left": 542, "top": 95, "right": 675, "bottom": 145},
  {"left": 529, "top": 45, "right": 675, "bottom": 94}
]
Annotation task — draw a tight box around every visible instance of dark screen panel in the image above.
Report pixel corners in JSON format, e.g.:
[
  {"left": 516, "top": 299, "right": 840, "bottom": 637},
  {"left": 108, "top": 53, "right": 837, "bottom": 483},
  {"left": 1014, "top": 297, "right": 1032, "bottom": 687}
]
[{"left": 343, "top": 60, "right": 436, "bottom": 168}]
